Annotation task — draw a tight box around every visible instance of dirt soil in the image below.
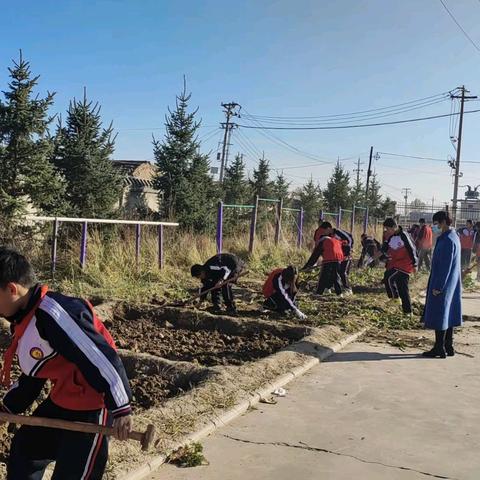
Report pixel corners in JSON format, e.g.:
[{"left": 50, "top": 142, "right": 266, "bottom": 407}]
[
  {"left": 105, "top": 315, "right": 292, "bottom": 366},
  {"left": 129, "top": 373, "right": 180, "bottom": 410}
]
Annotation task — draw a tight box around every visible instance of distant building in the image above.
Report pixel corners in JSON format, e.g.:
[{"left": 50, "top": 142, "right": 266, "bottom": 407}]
[
  {"left": 112, "top": 160, "right": 159, "bottom": 213},
  {"left": 458, "top": 185, "right": 480, "bottom": 222}
]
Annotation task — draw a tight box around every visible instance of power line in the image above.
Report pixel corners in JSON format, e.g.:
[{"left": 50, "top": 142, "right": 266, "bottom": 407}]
[
  {"left": 439, "top": 0, "right": 480, "bottom": 53},
  {"left": 377, "top": 151, "right": 480, "bottom": 164},
  {"left": 237, "top": 108, "right": 480, "bottom": 130},
  {"left": 241, "top": 97, "right": 450, "bottom": 126},
  {"left": 242, "top": 91, "right": 451, "bottom": 120}
]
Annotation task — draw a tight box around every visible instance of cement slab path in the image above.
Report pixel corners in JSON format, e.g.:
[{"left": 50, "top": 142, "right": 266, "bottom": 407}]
[{"left": 149, "top": 295, "right": 480, "bottom": 480}]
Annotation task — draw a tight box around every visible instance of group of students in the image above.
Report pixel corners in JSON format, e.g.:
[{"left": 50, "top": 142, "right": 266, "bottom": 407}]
[{"left": 191, "top": 215, "right": 480, "bottom": 323}]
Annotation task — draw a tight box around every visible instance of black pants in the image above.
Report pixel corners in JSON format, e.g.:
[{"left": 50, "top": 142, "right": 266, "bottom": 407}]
[
  {"left": 383, "top": 269, "right": 412, "bottom": 314},
  {"left": 461, "top": 249, "right": 472, "bottom": 269},
  {"left": 417, "top": 248, "right": 432, "bottom": 271},
  {"left": 209, "top": 282, "right": 235, "bottom": 309},
  {"left": 264, "top": 290, "right": 297, "bottom": 313},
  {"left": 434, "top": 328, "right": 454, "bottom": 350},
  {"left": 339, "top": 259, "right": 351, "bottom": 290},
  {"left": 317, "top": 262, "right": 342, "bottom": 295},
  {"left": 8, "top": 398, "right": 109, "bottom": 480}
]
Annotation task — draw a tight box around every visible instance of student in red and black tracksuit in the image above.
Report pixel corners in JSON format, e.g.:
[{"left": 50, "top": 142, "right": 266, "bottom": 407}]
[
  {"left": 358, "top": 234, "right": 381, "bottom": 268},
  {"left": 302, "top": 232, "right": 344, "bottom": 295},
  {"left": 408, "top": 224, "right": 420, "bottom": 244},
  {"left": 457, "top": 220, "right": 475, "bottom": 270},
  {"left": 416, "top": 218, "right": 433, "bottom": 271},
  {"left": 262, "top": 266, "right": 307, "bottom": 320},
  {"left": 381, "top": 218, "right": 418, "bottom": 314},
  {"left": 0, "top": 247, "right": 132, "bottom": 480},
  {"left": 191, "top": 253, "right": 244, "bottom": 314}
]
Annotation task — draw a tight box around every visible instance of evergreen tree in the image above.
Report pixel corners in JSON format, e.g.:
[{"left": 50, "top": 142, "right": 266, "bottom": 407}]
[
  {"left": 223, "top": 154, "right": 249, "bottom": 205},
  {"left": 272, "top": 172, "right": 291, "bottom": 205},
  {"left": 377, "top": 196, "right": 397, "bottom": 218},
  {"left": 176, "top": 152, "right": 219, "bottom": 230},
  {"left": 323, "top": 161, "right": 351, "bottom": 211},
  {"left": 53, "top": 91, "right": 122, "bottom": 217},
  {"left": 250, "top": 155, "right": 273, "bottom": 199},
  {"left": 298, "top": 177, "right": 323, "bottom": 225},
  {"left": 0, "top": 52, "right": 66, "bottom": 225},
  {"left": 153, "top": 81, "right": 217, "bottom": 229},
  {"left": 350, "top": 165, "right": 365, "bottom": 206},
  {"left": 366, "top": 173, "right": 382, "bottom": 213}
]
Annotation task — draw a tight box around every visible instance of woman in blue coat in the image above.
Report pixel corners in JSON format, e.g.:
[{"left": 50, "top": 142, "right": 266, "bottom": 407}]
[{"left": 422, "top": 211, "right": 462, "bottom": 358}]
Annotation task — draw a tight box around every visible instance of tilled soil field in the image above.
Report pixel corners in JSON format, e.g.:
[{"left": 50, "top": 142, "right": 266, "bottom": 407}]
[{"left": 105, "top": 314, "right": 293, "bottom": 366}]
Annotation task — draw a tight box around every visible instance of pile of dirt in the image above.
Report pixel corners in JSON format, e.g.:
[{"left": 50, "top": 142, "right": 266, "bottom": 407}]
[
  {"left": 129, "top": 373, "right": 179, "bottom": 410},
  {"left": 105, "top": 316, "right": 292, "bottom": 366}
]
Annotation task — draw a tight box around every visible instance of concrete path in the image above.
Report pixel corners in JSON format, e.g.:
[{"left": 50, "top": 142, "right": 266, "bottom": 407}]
[{"left": 149, "top": 295, "right": 480, "bottom": 480}]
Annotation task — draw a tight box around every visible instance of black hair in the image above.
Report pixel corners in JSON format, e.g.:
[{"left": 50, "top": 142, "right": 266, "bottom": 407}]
[
  {"left": 190, "top": 264, "right": 204, "bottom": 277},
  {"left": 283, "top": 265, "right": 298, "bottom": 282},
  {"left": 383, "top": 218, "right": 397, "bottom": 228},
  {"left": 320, "top": 221, "right": 332, "bottom": 229},
  {"left": 467, "top": 219, "right": 473, "bottom": 226},
  {"left": 419, "top": 218, "right": 425, "bottom": 224},
  {"left": 432, "top": 211, "right": 452, "bottom": 226},
  {"left": 0, "top": 247, "right": 36, "bottom": 289}
]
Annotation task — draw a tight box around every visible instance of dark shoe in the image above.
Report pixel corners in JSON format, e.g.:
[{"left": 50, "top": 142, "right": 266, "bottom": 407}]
[
  {"left": 226, "top": 306, "right": 237, "bottom": 316},
  {"left": 208, "top": 304, "right": 222, "bottom": 314},
  {"left": 422, "top": 348, "right": 446, "bottom": 359},
  {"left": 446, "top": 347, "right": 455, "bottom": 357}
]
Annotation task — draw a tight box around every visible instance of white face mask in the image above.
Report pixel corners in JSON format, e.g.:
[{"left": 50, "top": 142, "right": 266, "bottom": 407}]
[{"left": 432, "top": 224, "right": 442, "bottom": 234}]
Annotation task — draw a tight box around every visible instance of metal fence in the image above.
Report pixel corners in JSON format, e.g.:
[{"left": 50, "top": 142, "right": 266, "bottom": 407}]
[{"left": 396, "top": 203, "right": 480, "bottom": 226}]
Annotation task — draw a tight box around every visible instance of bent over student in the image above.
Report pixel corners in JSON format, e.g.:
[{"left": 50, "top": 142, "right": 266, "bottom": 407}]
[
  {"left": 381, "top": 218, "right": 418, "bottom": 315},
  {"left": 302, "top": 232, "right": 344, "bottom": 295},
  {"left": 0, "top": 247, "right": 132, "bottom": 480},
  {"left": 191, "top": 253, "right": 244, "bottom": 314},
  {"left": 262, "top": 266, "right": 306, "bottom": 320}
]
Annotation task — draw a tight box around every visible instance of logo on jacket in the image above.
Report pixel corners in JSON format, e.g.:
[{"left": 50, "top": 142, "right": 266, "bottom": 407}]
[
  {"left": 30, "top": 347, "right": 44, "bottom": 360},
  {"left": 389, "top": 237, "right": 405, "bottom": 250}
]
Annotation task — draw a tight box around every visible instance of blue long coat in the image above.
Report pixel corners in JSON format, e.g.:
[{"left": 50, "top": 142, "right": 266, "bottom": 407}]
[{"left": 423, "top": 228, "right": 462, "bottom": 330}]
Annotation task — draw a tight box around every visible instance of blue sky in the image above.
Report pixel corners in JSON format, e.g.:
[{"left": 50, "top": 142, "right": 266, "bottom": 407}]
[{"left": 2, "top": 0, "right": 480, "bottom": 204}]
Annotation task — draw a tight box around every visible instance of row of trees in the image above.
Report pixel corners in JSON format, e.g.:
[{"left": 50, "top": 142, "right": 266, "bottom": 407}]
[
  {"left": 154, "top": 86, "right": 396, "bottom": 229},
  {"left": 1, "top": 52, "right": 396, "bottom": 237},
  {"left": 0, "top": 53, "right": 122, "bottom": 232}
]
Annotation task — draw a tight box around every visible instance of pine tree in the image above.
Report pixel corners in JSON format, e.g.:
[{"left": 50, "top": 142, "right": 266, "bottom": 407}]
[
  {"left": 377, "top": 196, "right": 397, "bottom": 218},
  {"left": 153, "top": 81, "right": 217, "bottom": 229},
  {"left": 366, "top": 173, "right": 382, "bottom": 213},
  {"left": 53, "top": 91, "right": 122, "bottom": 217},
  {"left": 272, "top": 172, "right": 291, "bottom": 205},
  {"left": 176, "top": 152, "right": 219, "bottom": 230},
  {"left": 350, "top": 165, "right": 365, "bottom": 207},
  {"left": 153, "top": 81, "right": 201, "bottom": 220},
  {"left": 298, "top": 177, "right": 323, "bottom": 226},
  {"left": 0, "top": 52, "right": 66, "bottom": 225},
  {"left": 323, "top": 161, "right": 351, "bottom": 211},
  {"left": 223, "top": 154, "right": 249, "bottom": 205},
  {"left": 250, "top": 155, "right": 273, "bottom": 199}
]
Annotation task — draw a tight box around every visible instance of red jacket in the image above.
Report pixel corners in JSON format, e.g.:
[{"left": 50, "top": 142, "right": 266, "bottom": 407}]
[
  {"left": 416, "top": 225, "right": 433, "bottom": 249},
  {"left": 303, "top": 235, "right": 344, "bottom": 269},
  {"left": 2, "top": 285, "right": 131, "bottom": 417},
  {"left": 457, "top": 227, "right": 475, "bottom": 250},
  {"left": 263, "top": 268, "right": 284, "bottom": 298},
  {"left": 382, "top": 229, "right": 418, "bottom": 274}
]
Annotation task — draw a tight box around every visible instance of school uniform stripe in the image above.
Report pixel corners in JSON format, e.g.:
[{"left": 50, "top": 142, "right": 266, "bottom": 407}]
[
  {"left": 39, "top": 296, "right": 129, "bottom": 409},
  {"left": 81, "top": 408, "right": 106, "bottom": 479}
]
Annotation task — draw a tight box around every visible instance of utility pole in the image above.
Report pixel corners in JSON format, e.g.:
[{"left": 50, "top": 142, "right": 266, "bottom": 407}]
[
  {"left": 450, "top": 86, "right": 477, "bottom": 226},
  {"left": 364, "top": 146, "right": 374, "bottom": 202},
  {"left": 219, "top": 102, "right": 241, "bottom": 183},
  {"left": 353, "top": 157, "right": 364, "bottom": 186},
  {"left": 402, "top": 187, "right": 411, "bottom": 219}
]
